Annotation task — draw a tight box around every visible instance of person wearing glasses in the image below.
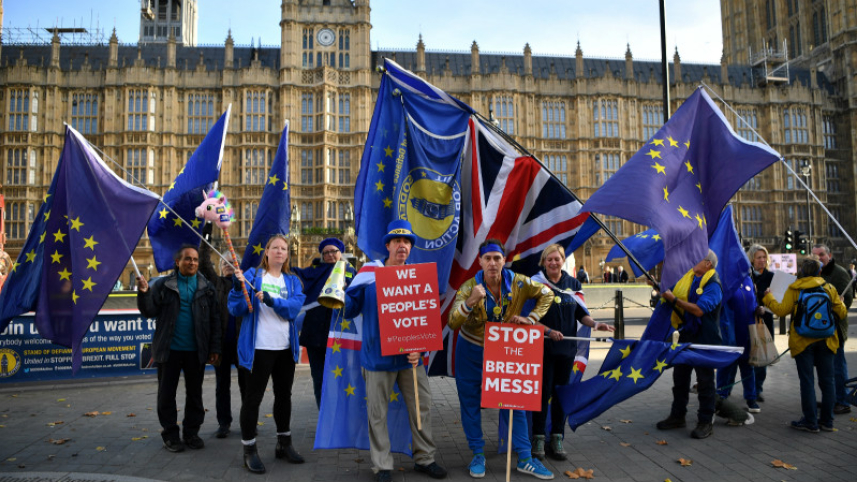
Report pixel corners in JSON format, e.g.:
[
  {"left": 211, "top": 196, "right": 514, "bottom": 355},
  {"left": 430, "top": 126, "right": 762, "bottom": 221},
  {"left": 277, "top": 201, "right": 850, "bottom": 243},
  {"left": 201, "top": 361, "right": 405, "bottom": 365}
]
[{"left": 294, "top": 238, "right": 356, "bottom": 407}]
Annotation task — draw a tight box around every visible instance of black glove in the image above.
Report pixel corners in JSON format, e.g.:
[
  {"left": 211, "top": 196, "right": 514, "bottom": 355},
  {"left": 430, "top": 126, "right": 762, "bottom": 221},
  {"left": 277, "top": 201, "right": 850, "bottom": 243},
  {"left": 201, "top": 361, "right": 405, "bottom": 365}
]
[
  {"left": 262, "top": 291, "right": 274, "bottom": 307},
  {"left": 232, "top": 275, "right": 243, "bottom": 292}
]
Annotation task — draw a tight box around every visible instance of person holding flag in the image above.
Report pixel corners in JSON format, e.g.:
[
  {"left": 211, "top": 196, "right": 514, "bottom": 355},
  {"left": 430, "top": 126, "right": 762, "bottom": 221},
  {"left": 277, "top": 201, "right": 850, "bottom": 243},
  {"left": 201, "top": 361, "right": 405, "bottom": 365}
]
[
  {"left": 343, "top": 220, "right": 447, "bottom": 482},
  {"left": 655, "top": 250, "right": 723, "bottom": 440},
  {"left": 294, "top": 237, "right": 356, "bottom": 408},
  {"left": 449, "top": 239, "right": 558, "bottom": 480}
]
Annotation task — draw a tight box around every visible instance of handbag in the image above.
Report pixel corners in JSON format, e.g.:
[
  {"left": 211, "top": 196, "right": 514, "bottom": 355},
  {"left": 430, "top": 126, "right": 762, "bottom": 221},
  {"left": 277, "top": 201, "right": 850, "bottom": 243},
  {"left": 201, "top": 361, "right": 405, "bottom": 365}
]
[{"left": 748, "top": 317, "right": 778, "bottom": 367}]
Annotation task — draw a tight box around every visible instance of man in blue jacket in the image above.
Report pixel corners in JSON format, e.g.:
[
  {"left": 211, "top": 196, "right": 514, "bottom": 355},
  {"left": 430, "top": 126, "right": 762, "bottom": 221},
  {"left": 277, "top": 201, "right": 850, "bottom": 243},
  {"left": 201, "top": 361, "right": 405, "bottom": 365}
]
[
  {"left": 137, "top": 245, "right": 221, "bottom": 453},
  {"left": 344, "top": 220, "right": 447, "bottom": 482}
]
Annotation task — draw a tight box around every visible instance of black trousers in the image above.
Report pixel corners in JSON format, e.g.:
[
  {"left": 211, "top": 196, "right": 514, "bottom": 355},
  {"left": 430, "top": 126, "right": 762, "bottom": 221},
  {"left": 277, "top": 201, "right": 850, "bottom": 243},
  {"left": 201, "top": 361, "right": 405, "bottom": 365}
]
[
  {"left": 670, "top": 364, "right": 716, "bottom": 424},
  {"left": 532, "top": 354, "right": 574, "bottom": 436},
  {"left": 157, "top": 349, "right": 205, "bottom": 441},
  {"left": 305, "top": 346, "right": 327, "bottom": 409},
  {"left": 214, "top": 338, "right": 246, "bottom": 427},
  {"left": 240, "top": 349, "right": 296, "bottom": 441}
]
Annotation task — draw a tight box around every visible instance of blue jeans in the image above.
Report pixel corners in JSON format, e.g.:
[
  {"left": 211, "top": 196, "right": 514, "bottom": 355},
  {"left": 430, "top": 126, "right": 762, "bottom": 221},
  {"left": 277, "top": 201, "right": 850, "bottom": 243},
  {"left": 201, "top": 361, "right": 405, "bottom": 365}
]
[
  {"left": 834, "top": 344, "right": 848, "bottom": 405},
  {"left": 455, "top": 334, "right": 531, "bottom": 459},
  {"left": 716, "top": 359, "right": 757, "bottom": 401},
  {"left": 794, "top": 341, "right": 835, "bottom": 426}
]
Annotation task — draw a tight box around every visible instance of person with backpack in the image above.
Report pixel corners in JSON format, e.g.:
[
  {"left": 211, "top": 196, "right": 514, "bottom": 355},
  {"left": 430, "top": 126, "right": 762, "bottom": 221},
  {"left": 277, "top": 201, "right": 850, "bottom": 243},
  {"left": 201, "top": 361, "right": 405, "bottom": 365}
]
[{"left": 762, "top": 257, "right": 847, "bottom": 433}]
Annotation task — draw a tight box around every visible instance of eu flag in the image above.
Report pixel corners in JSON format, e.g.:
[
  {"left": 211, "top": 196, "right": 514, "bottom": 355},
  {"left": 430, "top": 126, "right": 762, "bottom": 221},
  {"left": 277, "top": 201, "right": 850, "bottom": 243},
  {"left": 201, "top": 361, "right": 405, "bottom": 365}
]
[
  {"left": 581, "top": 88, "right": 780, "bottom": 288},
  {"left": 0, "top": 126, "right": 159, "bottom": 371},
  {"left": 605, "top": 229, "right": 664, "bottom": 278},
  {"left": 148, "top": 107, "right": 230, "bottom": 271},
  {"left": 241, "top": 121, "right": 291, "bottom": 270},
  {"left": 354, "top": 58, "right": 471, "bottom": 291}
]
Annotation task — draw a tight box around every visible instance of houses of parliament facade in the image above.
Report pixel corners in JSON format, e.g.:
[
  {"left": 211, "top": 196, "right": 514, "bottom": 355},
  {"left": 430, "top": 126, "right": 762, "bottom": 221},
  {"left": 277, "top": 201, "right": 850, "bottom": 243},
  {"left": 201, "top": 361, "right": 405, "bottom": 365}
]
[{"left": 1, "top": 0, "right": 855, "bottom": 282}]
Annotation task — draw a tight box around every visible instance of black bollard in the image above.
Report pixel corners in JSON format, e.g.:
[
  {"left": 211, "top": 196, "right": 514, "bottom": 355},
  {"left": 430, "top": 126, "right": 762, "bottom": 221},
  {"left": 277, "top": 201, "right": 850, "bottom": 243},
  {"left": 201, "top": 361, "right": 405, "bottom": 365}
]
[
  {"left": 779, "top": 315, "right": 787, "bottom": 335},
  {"left": 614, "top": 289, "right": 625, "bottom": 340}
]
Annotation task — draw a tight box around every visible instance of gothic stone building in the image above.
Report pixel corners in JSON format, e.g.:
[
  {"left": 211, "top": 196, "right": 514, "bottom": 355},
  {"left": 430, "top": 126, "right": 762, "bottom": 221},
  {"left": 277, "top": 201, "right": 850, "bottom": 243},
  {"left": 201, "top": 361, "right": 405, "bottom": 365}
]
[{"left": 1, "top": 0, "right": 855, "bottom": 284}]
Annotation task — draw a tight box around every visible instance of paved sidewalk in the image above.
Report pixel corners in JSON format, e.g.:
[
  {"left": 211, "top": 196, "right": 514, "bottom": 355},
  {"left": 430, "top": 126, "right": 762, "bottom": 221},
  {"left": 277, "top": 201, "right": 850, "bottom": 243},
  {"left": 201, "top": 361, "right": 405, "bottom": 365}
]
[{"left": 1, "top": 308, "right": 856, "bottom": 482}]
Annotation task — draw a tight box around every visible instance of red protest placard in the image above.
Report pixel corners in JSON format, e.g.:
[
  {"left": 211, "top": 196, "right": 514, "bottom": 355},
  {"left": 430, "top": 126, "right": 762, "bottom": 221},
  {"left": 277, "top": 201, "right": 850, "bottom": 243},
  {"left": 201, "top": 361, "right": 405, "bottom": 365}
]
[
  {"left": 375, "top": 262, "right": 444, "bottom": 356},
  {"left": 481, "top": 322, "right": 544, "bottom": 411}
]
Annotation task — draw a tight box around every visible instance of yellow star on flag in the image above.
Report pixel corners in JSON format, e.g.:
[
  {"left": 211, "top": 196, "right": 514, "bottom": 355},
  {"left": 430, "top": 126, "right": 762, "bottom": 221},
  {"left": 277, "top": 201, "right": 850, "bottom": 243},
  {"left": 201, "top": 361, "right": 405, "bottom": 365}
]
[
  {"left": 376, "top": 161, "right": 386, "bottom": 172},
  {"left": 50, "top": 250, "right": 63, "bottom": 264},
  {"left": 619, "top": 345, "right": 633, "bottom": 359},
  {"left": 39, "top": 231, "right": 47, "bottom": 244},
  {"left": 44, "top": 210, "right": 51, "bottom": 222},
  {"left": 168, "top": 182, "right": 175, "bottom": 191},
  {"left": 331, "top": 341, "right": 342, "bottom": 354},
  {"left": 651, "top": 162, "right": 666, "bottom": 175},
  {"left": 695, "top": 214, "right": 704, "bottom": 229},
  {"left": 608, "top": 367, "right": 623, "bottom": 381},
  {"left": 652, "top": 234, "right": 662, "bottom": 241},
  {"left": 282, "top": 182, "right": 289, "bottom": 191},
  {"left": 71, "top": 290, "right": 79, "bottom": 304},
  {"left": 384, "top": 146, "right": 394, "bottom": 157},
  {"left": 600, "top": 370, "right": 613, "bottom": 379},
  {"left": 173, "top": 217, "right": 183, "bottom": 227},
  {"left": 69, "top": 217, "right": 84, "bottom": 232},
  {"left": 375, "top": 180, "right": 385, "bottom": 192},
  {"left": 344, "top": 384, "right": 356, "bottom": 396},
  {"left": 667, "top": 136, "right": 679, "bottom": 147},
  {"left": 646, "top": 149, "right": 663, "bottom": 160},
  {"left": 671, "top": 340, "right": 680, "bottom": 351},
  {"left": 383, "top": 198, "right": 393, "bottom": 208},
  {"left": 331, "top": 365, "right": 343, "bottom": 378},
  {"left": 159, "top": 208, "right": 169, "bottom": 219},
  {"left": 191, "top": 219, "right": 202, "bottom": 229},
  {"left": 252, "top": 244, "right": 264, "bottom": 255},
  {"left": 677, "top": 206, "right": 690, "bottom": 218},
  {"left": 268, "top": 174, "right": 280, "bottom": 186},
  {"left": 58, "top": 267, "right": 72, "bottom": 281},
  {"left": 696, "top": 182, "right": 702, "bottom": 193},
  {"left": 83, "top": 235, "right": 99, "bottom": 250},
  {"left": 44, "top": 193, "right": 51, "bottom": 202},
  {"left": 340, "top": 319, "right": 351, "bottom": 330},
  {"left": 684, "top": 141, "right": 690, "bottom": 148},
  {"left": 684, "top": 160, "right": 694, "bottom": 174},
  {"left": 53, "top": 229, "right": 67, "bottom": 243},
  {"left": 390, "top": 391, "right": 400, "bottom": 402},
  {"left": 25, "top": 250, "right": 37, "bottom": 263},
  {"left": 11, "top": 262, "right": 21, "bottom": 273},
  {"left": 653, "top": 359, "right": 668, "bottom": 373},
  {"left": 81, "top": 277, "right": 97, "bottom": 292},
  {"left": 627, "top": 367, "right": 645, "bottom": 384},
  {"left": 572, "top": 364, "right": 580, "bottom": 373},
  {"left": 662, "top": 187, "right": 670, "bottom": 202},
  {"left": 86, "top": 255, "right": 102, "bottom": 271},
  {"left": 650, "top": 139, "right": 664, "bottom": 146}
]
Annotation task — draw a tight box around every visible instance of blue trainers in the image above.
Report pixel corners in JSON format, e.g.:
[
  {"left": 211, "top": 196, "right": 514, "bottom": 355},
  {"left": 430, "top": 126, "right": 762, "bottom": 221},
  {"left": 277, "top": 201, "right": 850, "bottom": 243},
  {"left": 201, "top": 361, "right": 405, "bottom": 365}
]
[
  {"left": 468, "top": 454, "right": 486, "bottom": 479},
  {"left": 790, "top": 418, "right": 820, "bottom": 433},
  {"left": 746, "top": 400, "right": 761, "bottom": 413},
  {"left": 517, "top": 457, "right": 554, "bottom": 480}
]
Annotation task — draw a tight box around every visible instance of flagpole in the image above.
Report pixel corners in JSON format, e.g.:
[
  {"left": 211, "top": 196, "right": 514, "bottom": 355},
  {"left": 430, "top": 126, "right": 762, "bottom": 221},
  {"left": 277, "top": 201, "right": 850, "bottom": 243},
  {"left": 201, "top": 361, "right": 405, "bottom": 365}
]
[
  {"left": 472, "top": 112, "right": 663, "bottom": 291},
  {"left": 506, "top": 410, "right": 513, "bottom": 482}
]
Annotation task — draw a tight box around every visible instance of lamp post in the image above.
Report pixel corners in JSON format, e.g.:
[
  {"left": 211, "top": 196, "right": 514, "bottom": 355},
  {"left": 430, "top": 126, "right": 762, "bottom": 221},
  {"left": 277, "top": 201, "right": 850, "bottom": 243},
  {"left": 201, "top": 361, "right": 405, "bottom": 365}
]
[
  {"left": 800, "top": 160, "right": 812, "bottom": 243},
  {"left": 290, "top": 203, "right": 301, "bottom": 265}
]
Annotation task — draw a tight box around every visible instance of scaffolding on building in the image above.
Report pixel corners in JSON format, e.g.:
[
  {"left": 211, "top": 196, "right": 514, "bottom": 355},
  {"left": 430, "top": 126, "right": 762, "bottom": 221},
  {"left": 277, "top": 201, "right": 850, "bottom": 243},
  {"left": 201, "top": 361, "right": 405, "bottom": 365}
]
[
  {"left": 2, "top": 25, "right": 108, "bottom": 46},
  {"left": 749, "top": 40, "right": 791, "bottom": 86}
]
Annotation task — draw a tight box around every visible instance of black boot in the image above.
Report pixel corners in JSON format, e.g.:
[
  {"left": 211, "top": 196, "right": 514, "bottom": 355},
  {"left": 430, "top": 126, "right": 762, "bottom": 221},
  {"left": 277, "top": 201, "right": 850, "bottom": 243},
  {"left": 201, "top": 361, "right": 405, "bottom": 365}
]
[
  {"left": 275, "top": 435, "right": 305, "bottom": 464},
  {"left": 243, "top": 443, "right": 266, "bottom": 474}
]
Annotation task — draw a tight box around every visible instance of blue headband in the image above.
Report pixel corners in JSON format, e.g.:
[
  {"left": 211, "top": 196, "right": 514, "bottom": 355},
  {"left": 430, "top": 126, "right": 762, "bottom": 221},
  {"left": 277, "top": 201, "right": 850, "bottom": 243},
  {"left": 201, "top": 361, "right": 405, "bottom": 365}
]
[{"left": 480, "top": 244, "right": 504, "bottom": 257}]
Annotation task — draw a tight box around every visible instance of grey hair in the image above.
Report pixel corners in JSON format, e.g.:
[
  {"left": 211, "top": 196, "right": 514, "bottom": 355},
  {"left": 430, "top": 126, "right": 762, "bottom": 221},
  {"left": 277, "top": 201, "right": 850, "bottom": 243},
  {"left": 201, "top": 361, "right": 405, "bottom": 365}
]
[
  {"left": 746, "top": 244, "right": 769, "bottom": 266},
  {"left": 704, "top": 249, "right": 718, "bottom": 269},
  {"left": 812, "top": 243, "right": 830, "bottom": 255}
]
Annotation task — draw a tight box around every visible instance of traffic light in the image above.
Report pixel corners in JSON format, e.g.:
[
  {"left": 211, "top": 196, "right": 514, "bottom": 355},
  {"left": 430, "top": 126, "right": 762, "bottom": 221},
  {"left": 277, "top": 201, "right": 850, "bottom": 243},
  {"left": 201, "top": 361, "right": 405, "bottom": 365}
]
[
  {"left": 793, "top": 230, "right": 801, "bottom": 253},
  {"left": 784, "top": 229, "right": 794, "bottom": 252},
  {"left": 798, "top": 232, "right": 809, "bottom": 255}
]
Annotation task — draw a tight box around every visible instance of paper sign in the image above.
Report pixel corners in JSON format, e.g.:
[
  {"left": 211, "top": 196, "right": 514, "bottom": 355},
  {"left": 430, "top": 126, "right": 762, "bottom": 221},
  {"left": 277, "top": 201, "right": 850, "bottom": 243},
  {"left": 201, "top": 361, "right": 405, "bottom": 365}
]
[
  {"left": 481, "top": 322, "right": 544, "bottom": 411},
  {"left": 375, "top": 262, "right": 443, "bottom": 356},
  {"left": 769, "top": 253, "right": 797, "bottom": 274},
  {"left": 769, "top": 270, "right": 797, "bottom": 303}
]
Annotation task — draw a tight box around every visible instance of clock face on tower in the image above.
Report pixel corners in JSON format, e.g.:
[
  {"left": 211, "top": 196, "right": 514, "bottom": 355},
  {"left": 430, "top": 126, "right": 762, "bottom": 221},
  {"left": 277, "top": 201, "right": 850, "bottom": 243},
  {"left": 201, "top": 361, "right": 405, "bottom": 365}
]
[{"left": 317, "top": 28, "right": 336, "bottom": 47}]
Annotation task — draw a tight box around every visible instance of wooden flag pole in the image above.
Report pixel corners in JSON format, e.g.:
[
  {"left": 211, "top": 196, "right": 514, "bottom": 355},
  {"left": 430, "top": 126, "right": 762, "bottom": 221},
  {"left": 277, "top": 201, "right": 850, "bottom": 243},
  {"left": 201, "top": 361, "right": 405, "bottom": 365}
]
[
  {"left": 506, "top": 410, "right": 514, "bottom": 482},
  {"left": 413, "top": 364, "right": 422, "bottom": 431}
]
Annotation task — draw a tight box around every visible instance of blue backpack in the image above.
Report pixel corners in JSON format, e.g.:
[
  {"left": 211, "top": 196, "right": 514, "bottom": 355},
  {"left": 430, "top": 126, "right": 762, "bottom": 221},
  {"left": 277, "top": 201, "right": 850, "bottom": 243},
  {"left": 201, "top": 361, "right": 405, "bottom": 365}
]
[{"left": 793, "top": 286, "right": 836, "bottom": 339}]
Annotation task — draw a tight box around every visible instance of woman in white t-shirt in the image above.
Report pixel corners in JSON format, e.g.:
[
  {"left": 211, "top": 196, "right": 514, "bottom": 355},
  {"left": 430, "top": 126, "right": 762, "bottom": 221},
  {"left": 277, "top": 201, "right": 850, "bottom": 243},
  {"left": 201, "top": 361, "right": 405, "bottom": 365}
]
[{"left": 229, "top": 235, "right": 306, "bottom": 474}]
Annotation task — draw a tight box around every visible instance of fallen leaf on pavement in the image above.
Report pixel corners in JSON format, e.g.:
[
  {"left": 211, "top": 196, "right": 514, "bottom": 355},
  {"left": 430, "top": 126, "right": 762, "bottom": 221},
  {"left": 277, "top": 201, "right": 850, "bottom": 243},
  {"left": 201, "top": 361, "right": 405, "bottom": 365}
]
[
  {"left": 564, "top": 470, "right": 579, "bottom": 479},
  {"left": 771, "top": 460, "right": 797, "bottom": 470},
  {"left": 57, "top": 398, "right": 66, "bottom": 402},
  {"left": 0, "top": 425, "right": 5, "bottom": 428},
  {"left": 46, "top": 421, "right": 64, "bottom": 427},
  {"left": 131, "top": 436, "right": 149, "bottom": 441},
  {"left": 265, "top": 414, "right": 273, "bottom": 418},
  {"left": 257, "top": 421, "right": 264, "bottom": 426},
  {"left": 7, "top": 458, "right": 16, "bottom": 462},
  {"left": 656, "top": 440, "right": 668, "bottom": 445},
  {"left": 620, "top": 420, "right": 632, "bottom": 423},
  {"left": 126, "top": 414, "right": 136, "bottom": 417},
  {"left": 84, "top": 411, "right": 100, "bottom": 417},
  {"left": 101, "top": 412, "right": 112, "bottom": 416},
  {"left": 678, "top": 458, "right": 692, "bottom": 467},
  {"left": 849, "top": 417, "right": 857, "bottom": 423},
  {"left": 571, "top": 468, "right": 594, "bottom": 479},
  {"left": 48, "top": 438, "right": 70, "bottom": 445},
  {"left": 95, "top": 446, "right": 106, "bottom": 451},
  {"left": 601, "top": 426, "right": 612, "bottom": 431},
  {"left": 619, "top": 443, "right": 631, "bottom": 447}
]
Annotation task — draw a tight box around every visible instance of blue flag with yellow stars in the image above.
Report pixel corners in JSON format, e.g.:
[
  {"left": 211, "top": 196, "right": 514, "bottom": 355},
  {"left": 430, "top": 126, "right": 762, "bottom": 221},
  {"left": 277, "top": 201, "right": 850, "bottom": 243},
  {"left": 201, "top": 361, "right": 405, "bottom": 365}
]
[
  {"left": 581, "top": 87, "right": 780, "bottom": 289},
  {"left": 148, "top": 107, "right": 230, "bottom": 272},
  {"left": 241, "top": 121, "right": 291, "bottom": 271},
  {"left": 0, "top": 126, "right": 159, "bottom": 372},
  {"left": 354, "top": 58, "right": 472, "bottom": 291},
  {"left": 557, "top": 334, "right": 741, "bottom": 430},
  {"left": 313, "top": 307, "right": 413, "bottom": 455},
  {"left": 606, "top": 229, "right": 664, "bottom": 278}
]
